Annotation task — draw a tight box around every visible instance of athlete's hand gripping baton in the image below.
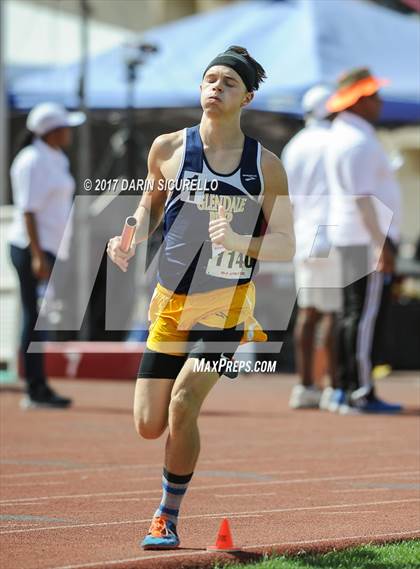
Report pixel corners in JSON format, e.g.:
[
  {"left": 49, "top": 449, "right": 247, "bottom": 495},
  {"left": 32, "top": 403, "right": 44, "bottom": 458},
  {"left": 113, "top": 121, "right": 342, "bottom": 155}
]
[{"left": 120, "top": 216, "right": 137, "bottom": 253}]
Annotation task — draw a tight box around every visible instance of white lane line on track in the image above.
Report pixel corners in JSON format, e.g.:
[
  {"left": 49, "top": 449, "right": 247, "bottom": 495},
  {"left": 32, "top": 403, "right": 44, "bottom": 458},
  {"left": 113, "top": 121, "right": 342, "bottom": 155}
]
[
  {"left": 0, "top": 453, "right": 406, "bottom": 478},
  {"left": 0, "top": 504, "right": 45, "bottom": 508},
  {"left": 380, "top": 465, "right": 419, "bottom": 471},
  {"left": 397, "top": 475, "right": 420, "bottom": 480},
  {"left": 120, "top": 476, "right": 170, "bottom": 483},
  {"left": 45, "top": 529, "right": 420, "bottom": 569},
  {"left": 214, "top": 493, "right": 276, "bottom": 498},
  {"left": 2, "top": 460, "right": 414, "bottom": 480},
  {"left": 1, "top": 497, "right": 418, "bottom": 535},
  {"left": 228, "top": 514, "right": 264, "bottom": 519},
  {"left": 331, "top": 488, "right": 390, "bottom": 493},
  {"left": 242, "top": 529, "right": 420, "bottom": 550},
  {"left": 142, "top": 497, "right": 165, "bottom": 502},
  {"left": 1, "top": 470, "right": 418, "bottom": 505},
  {"left": 98, "top": 499, "right": 149, "bottom": 503},
  {"left": 259, "top": 470, "right": 307, "bottom": 475},
  {"left": 0, "top": 464, "right": 163, "bottom": 478},
  {"left": 374, "top": 451, "right": 420, "bottom": 458},
  {"left": 318, "top": 510, "right": 378, "bottom": 515},
  {"left": 0, "top": 457, "right": 251, "bottom": 479},
  {"left": 2, "top": 481, "right": 66, "bottom": 487}
]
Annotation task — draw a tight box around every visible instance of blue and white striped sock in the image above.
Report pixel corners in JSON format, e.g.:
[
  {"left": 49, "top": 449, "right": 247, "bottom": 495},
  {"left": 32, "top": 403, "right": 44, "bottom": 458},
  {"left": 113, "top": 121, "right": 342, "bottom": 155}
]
[{"left": 154, "top": 468, "right": 193, "bottom": 525}]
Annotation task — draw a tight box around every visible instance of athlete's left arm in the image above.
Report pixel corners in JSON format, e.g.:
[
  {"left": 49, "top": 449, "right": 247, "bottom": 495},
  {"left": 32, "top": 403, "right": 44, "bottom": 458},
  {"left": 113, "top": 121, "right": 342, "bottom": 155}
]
[{"left": 209, "top": 148, "right": 295, "bottom": 261}]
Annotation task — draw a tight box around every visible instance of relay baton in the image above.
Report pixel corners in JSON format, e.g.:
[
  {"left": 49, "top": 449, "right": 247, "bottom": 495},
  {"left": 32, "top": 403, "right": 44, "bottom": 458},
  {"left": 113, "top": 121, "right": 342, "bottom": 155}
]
[{"left": 120, "top": 216, "right": 137, "bottom": 252}]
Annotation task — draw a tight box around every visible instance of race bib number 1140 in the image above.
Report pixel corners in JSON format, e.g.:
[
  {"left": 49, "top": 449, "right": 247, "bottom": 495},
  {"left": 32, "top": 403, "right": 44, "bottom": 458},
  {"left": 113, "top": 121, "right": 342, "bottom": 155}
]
[{"left": 206, "top": 250, "right": 253, "bottom": 279}]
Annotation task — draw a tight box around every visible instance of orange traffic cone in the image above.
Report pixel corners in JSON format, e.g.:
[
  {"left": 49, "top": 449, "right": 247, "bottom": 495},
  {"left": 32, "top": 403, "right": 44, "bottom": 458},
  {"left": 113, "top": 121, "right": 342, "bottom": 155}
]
[{"left": 207, "top": 518, "right": 241, "bottom": 552}]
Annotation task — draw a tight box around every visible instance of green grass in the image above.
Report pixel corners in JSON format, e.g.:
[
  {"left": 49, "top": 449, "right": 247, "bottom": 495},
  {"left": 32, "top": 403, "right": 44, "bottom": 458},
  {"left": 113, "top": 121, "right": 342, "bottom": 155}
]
[{"left": 213, "top": 540, "right": 420, "bottom": 569}]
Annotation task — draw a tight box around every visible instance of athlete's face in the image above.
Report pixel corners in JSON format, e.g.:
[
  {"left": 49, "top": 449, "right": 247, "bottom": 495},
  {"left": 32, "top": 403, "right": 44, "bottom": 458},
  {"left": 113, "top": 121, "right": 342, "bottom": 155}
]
[{"left": 200, "top": 66, "right": 253, "bottom": 115}]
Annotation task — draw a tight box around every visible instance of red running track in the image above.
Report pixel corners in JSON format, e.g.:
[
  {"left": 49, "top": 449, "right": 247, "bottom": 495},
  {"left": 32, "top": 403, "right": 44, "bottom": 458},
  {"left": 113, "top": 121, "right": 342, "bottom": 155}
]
[{"left": 0, "top": 372, "right": 419, "bottom": 569}]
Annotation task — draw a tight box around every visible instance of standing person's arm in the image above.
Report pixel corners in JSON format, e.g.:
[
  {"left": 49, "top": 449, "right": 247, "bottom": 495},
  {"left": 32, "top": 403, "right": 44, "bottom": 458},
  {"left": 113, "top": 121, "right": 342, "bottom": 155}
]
[
  {"left": 24, "top": 212, "right": 51, "bottom": 279},
  {"left": 356, "top": 197, "right": 394, "bottom": 273},
  {"left": 107, "top": 134, "right": 175, "bottom": 272},
  {"left": 208, "top": 148, "right": 295, "bottom": 261},
  {"left": 12, "top": 153, "right": 51, "bottom": 279},
  {"left": 343, "top": 143, "right": 395, "bottom": 273}
]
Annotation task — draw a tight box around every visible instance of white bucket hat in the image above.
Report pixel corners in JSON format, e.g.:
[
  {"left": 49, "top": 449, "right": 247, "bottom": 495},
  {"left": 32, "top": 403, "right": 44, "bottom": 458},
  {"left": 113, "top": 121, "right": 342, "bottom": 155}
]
[
  {"left": 302, "top": 85, "right": 333, "bottom": 120},
  {"left": 26, "top": 102, "right": 86, "bottom": 136}
]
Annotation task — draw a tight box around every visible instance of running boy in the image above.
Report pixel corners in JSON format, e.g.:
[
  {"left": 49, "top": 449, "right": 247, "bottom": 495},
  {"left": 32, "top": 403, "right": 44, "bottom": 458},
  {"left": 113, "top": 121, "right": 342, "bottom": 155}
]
[{"left": 107, "top": 46, "right": 295, "bottom": 549}]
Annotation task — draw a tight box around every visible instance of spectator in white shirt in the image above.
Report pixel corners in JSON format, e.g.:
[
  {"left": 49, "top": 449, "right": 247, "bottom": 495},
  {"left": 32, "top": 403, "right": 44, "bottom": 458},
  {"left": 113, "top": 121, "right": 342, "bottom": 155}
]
[
  {"left": 283, "top": 85, "right": 341, "bottom": 411},
  {"left": 9, "top": 102, "right": 85, "bottom": 409},
  {"left": 325, "top": 68, "right": 402, "bottom": 414}
]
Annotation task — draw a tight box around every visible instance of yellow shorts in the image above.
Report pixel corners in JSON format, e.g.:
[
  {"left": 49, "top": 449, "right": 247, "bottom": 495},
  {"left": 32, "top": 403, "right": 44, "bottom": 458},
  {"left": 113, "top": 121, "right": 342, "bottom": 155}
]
[{"left": 146, "top": 281, "right": 267, "bottom": 356}]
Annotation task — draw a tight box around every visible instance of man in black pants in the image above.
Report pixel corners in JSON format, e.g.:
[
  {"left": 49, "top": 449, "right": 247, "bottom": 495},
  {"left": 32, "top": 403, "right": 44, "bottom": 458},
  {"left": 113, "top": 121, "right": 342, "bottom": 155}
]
[{"left": 325, "top": 68, "right": 402, "bottom": 414}]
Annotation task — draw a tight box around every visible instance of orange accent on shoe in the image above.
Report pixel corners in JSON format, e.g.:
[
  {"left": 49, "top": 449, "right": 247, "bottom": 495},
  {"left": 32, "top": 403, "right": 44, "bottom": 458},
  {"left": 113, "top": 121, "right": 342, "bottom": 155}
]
[{"left": 148, "top": 516, "right": 168, "bottom": 537}]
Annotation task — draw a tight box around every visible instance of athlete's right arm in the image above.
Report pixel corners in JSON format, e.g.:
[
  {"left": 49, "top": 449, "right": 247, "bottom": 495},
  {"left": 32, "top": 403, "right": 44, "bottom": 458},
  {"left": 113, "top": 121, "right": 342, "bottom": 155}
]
[{"left": 107, "top": 134, "right": 176, "bottom": 272}]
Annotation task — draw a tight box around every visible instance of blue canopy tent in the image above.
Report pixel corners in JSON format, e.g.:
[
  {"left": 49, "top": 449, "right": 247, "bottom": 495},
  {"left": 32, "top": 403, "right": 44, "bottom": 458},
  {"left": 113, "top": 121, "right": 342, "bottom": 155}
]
[{"left": 7, "top": 0, "right": 420, "bottom": 122}]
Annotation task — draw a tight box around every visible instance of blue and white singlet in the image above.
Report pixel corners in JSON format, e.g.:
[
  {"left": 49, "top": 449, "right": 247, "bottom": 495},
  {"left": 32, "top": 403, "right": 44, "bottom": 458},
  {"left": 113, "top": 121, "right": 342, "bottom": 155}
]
[{"left": 157, "top": 124, "right": 265, "bottom": 294}]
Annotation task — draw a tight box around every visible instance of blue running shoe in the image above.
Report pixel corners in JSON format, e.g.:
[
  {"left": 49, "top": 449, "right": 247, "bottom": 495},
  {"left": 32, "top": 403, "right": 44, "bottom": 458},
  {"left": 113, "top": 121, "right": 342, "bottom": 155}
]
[
  {"left": 141, "top": 516, "right": 180, "bottom": 550},
  {"left": 350, "top": 387, "right": 403, "bottom": 414},
  {"left": 328, "top": 388, "right": 346, "bottom": 412},
  {"left": 353, "top": 396, "right": 403, "bottom": 414}
]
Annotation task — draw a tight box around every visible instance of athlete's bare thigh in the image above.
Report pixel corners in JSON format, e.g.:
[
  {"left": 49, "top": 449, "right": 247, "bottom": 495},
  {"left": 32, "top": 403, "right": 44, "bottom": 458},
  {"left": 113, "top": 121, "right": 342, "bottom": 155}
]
[{"left": 133, "top": 378, "right": 173, "bottom": 439}]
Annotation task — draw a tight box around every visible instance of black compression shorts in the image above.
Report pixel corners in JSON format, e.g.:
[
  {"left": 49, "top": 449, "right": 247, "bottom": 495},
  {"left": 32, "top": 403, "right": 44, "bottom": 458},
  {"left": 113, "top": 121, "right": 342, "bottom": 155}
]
[{"left": 137, "top": 323, "right": 244, "bottom": 380}]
